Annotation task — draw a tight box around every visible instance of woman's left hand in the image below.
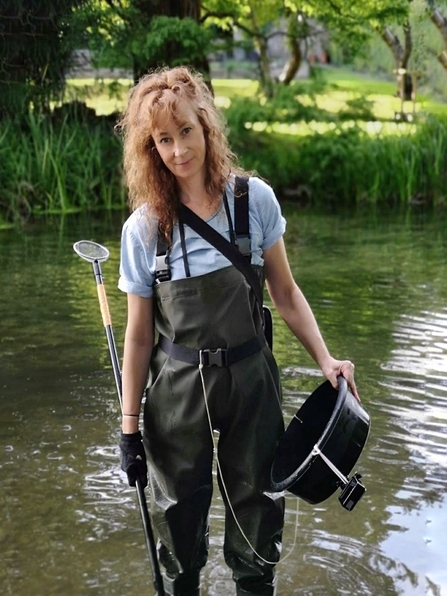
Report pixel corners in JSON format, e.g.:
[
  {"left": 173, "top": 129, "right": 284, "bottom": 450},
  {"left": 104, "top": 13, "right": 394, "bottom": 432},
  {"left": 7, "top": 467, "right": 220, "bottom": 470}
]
[{"left": 321, "top": 358, "right": 360, "bottom": 402}]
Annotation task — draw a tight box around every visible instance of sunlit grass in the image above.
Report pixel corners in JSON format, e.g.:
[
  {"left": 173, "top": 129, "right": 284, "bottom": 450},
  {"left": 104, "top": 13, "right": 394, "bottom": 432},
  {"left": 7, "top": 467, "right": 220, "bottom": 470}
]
[
  {"left": 65, "top": 76, "right": 258, "bottom": 114},
  {"left": 316, "top": 66, "right": 447, "bottom": 116},
  {"left": 310, "top": 90, "right": 406, "bottom": 120},
  {"left": 212, "top": 78, "right": 259, "bottom": 98},
  {"left": 319, "top": 67, "right": 397, "bottom": 94},
  {"left": 248, "top": 119, "right": 416, "bottom": 137},
  {"left": 65, "top": 69, "right": 447, "bottom": 124},
  {"left": 216, "top": 82, "right": 445, "bottom": 135},
  {"left": 214, "top": 96, "right": 231, "bottom": 109},
  {"left": 65, "top": 78, "right": 133, "bottom": 115}
]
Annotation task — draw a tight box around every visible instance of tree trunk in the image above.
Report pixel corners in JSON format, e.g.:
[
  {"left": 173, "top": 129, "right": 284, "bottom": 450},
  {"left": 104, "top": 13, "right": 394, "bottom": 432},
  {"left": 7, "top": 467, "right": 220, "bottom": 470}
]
[
  {"left": 438, "top": 50, "right": 447, "bottom": 70},
  {"left": 278, "top": 13, "right": 303, "bottom": 85},
  {"left": 256, "top": 36, "right": 273, "bottom": 97},
  {"left": 247, "top": 0, "right": 273, "bottom": 97},
  {"left": 379, "top": 22, "right": 412, "bottom": 99},
  {"left": 429, "top": 7, "right": 447, "bottom": 45},
  {"left": 402, "top": 21, "right": 412, "bottom": 68},
  {"left": 427, "top": 6, "right": 447, "bottom": 72},
  {"left": 380, "top": 27, "right": 404, "bottom": 65}
]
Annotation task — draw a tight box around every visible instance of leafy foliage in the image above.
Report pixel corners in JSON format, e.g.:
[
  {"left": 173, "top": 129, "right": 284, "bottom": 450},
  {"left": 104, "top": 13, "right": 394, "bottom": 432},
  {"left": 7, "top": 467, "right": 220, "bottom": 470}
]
[
  {"left": 132, "top": 16, "right": 212, "bottom": 68},
  {"left": 224, "top": 79, "right": 376, "bottom": 135},
  {"left": 0, "top": 0, "right": 86, "bottom": 118},
  {"left": 203, "top": 0, "right": 411, "bottom": 76},
  {"left": 79, "top": 0, "right": 210, "bottom": 80}
]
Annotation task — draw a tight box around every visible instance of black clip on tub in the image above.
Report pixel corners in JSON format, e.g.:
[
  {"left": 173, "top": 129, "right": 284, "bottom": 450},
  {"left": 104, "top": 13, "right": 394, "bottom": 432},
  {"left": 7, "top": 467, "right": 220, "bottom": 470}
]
[{"left": 271, "top": 376, "right": 370, "bottom": 511}]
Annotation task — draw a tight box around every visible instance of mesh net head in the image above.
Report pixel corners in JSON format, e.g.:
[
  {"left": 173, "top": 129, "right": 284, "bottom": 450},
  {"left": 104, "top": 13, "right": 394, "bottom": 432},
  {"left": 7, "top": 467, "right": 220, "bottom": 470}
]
[{"left": 73, "top": 240, "right": 110, "bottom": 263}]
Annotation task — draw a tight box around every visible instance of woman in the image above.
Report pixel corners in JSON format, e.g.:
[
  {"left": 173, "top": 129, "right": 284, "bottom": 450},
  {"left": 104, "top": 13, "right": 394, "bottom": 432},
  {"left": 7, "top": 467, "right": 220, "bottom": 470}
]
[{"left": 117, "top": 66, "right": 358, "bottom": 596}]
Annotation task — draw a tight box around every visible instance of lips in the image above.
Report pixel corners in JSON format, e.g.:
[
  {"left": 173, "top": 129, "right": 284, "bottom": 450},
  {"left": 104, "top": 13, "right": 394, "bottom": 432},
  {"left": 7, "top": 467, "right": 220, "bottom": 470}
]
[{"left": 176, "top": 157, "right": 193, "bottom": 166}]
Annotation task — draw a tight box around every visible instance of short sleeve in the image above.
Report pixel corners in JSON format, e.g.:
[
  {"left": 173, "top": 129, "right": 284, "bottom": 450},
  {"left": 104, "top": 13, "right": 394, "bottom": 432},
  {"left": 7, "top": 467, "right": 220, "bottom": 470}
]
[
  {"left": 118, "top": 209, "right": 157, "bottom": 298},
  {"left": 249, "top": 177, "right": 286, "bottom": 250}
]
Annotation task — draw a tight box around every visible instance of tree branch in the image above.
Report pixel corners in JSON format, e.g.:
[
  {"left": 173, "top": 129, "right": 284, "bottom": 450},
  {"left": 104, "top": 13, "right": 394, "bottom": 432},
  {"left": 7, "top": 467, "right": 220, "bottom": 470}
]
[
  {"left": 379, "top": 26, "right": 404, "bottom": 65},
  {"left": 437, "top": 49, "right": 447, "bottom": 69},
  {"left": 402, "top": 21, "right": 412, "bottom": 68},
  {"left": 200, "top": 8, "right": 260, "bottom": 38},
  {"left": 428, "top": 6, "right": 447, "bottom": 46},
  {"left": 200, "top": 10, "right": 237, "bottom": 23}
]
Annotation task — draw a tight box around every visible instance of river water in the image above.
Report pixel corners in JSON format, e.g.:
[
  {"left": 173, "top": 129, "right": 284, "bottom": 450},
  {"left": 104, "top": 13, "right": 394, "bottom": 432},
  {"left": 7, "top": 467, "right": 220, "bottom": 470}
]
[{"left": 1, "top": 207, "right": 447, "bottom": 596}]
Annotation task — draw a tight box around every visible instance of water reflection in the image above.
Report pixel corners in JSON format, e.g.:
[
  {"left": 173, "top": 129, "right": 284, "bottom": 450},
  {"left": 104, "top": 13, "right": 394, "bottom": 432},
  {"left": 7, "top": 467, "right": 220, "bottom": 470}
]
[
  {"left": 371, "top": 307, "right": 447, "bottom": 595},
  {"left": 1, "top": 210, "right": 447, "bottom": 595}
]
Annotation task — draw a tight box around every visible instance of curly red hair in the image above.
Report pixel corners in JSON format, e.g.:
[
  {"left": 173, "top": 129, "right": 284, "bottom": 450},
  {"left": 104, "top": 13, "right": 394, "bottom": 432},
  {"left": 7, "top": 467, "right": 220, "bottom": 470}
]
[{"left": 118, "top": 66, "right": 246, "bottom": 240}]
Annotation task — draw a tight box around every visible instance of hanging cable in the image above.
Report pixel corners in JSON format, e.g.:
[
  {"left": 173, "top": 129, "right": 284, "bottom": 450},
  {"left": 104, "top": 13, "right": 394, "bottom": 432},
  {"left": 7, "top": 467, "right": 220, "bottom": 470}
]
[{"left": 198, "top": 361, "right": 300, "bottom": 565}]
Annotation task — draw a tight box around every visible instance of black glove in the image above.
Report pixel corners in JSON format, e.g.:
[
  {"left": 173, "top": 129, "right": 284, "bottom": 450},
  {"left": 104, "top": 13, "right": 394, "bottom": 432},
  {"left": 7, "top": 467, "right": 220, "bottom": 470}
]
[{"left": 119, "top": 431, "right": 148, "bottom": 488}]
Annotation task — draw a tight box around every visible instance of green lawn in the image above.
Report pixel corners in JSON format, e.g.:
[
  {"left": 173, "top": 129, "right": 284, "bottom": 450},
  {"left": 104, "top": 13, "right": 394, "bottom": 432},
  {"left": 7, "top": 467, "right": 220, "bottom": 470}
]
[
  {"left": 64, "top": 78, "right": 133, "bottom": 115},
  {"left": 317, "top": 66, "right": 447, "bottom": 117},
  {"left": 65, "top": 66, "right": 447, "bottom": 122}
]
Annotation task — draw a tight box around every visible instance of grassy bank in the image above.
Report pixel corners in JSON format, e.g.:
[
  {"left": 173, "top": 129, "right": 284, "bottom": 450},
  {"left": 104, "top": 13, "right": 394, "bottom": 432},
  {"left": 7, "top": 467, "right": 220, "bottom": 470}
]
[{"left": 2, "top": 68, "right": 447, "bottom": 227}]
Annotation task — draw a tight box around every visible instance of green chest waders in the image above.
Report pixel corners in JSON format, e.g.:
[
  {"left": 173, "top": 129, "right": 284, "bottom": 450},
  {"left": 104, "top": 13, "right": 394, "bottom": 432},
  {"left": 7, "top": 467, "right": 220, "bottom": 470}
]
[{"left": 143, "top": 265, "right": 285, "bottom": 596}]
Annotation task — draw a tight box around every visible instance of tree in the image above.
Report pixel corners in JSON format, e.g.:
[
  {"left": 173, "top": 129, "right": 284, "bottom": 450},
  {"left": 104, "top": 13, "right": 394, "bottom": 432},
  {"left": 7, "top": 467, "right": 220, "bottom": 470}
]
[
  {"left": 202, "top": 0, "right": 410, "bottom": 95},
  {"left": 300, "top": 0, "right": 412, "bottom": 92},
  {"left": 426, "top": 1, "right": 447, "bottom": 70},
  {"left": 291, "top": 0, "right": 411, "bottom": 97},
  {"left": 202, "top": 0, "right": 305, "bottom": 96},
  {"left": 81, "top": 0, "right": 212, "bottom": 82},
  {"left": 379, "top": 22, "right": 413, "bottom": 97},
  {"left": 278, "top": 11, "right": 309, "bottom": 86},
  {"left": 0, "top": 0, "right": 85, "bottom": 118}
]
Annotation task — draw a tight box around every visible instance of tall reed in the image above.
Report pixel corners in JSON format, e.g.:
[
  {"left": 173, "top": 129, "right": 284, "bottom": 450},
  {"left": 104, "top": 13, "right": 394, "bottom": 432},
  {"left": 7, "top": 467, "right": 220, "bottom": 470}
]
[
  {"left": 0, "top": 112, "right": 125, "bottom": 222},
  {"left": 232, "top": 115, "right": 447, "bottom": 208},
  {"left": 2, "top": 110, "right": 447, "bottom": 225}
]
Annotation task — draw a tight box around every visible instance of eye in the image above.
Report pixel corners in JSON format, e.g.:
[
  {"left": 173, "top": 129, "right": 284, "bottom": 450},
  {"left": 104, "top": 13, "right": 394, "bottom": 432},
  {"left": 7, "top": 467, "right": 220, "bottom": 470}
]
[
  {"left": 159, "top": 137, "right": 170, "bottom": 144},
  {"left": 182, "top": 127, "right": 192, "bottom": 135}
]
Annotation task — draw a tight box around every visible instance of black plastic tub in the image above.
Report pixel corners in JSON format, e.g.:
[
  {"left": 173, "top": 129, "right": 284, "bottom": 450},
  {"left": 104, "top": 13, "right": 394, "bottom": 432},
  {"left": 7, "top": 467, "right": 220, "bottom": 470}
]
[{"left": 271, "top": 376, "right": 370, "bottom": 505}]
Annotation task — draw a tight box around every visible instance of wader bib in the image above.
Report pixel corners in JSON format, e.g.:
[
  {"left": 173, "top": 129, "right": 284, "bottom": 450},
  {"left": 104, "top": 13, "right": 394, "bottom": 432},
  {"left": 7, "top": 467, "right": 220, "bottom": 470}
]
[{"left": 144, "top": 242, "right": 284, "bottom": 596}]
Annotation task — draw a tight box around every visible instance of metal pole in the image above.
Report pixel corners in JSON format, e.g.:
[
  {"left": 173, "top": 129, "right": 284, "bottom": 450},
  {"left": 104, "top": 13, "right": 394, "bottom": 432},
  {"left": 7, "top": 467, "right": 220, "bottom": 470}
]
[{"left": 90, "top": 258, "right": 165, "bottom": 596}]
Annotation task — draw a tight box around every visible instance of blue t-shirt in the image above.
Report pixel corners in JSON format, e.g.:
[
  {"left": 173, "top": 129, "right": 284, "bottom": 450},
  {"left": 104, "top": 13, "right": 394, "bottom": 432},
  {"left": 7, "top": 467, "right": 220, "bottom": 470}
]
[{"left": 118, "top": 176, "right": 286, "bottom": 298}]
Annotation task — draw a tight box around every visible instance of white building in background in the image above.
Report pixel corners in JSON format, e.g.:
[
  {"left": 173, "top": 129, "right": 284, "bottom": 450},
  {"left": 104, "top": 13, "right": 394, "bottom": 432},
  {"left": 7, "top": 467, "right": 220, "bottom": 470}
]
[{"left": 67, "top": 49, "right": 132, "bottom": 79}]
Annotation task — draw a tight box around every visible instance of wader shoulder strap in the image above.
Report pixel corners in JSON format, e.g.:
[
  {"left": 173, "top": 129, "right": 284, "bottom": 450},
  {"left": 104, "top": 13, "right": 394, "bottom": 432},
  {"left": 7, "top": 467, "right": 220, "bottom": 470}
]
[
  {"left": 234, "top": 176, "right": 273, "bottom": 350},
  {"left": 178, "top": 203, "right": 264, "bottom": 311},
  {"left": 155, "top": 176, "right": 250, "bottom": 282},
  {"left": 234, "top": 176, "right": 251, "bottom": 260},
  {"left": 156, "top": 181, "right": 273, "bottom": 350},
  {"left": 155, "top": 236, "right": 171, "bottom": 283}
]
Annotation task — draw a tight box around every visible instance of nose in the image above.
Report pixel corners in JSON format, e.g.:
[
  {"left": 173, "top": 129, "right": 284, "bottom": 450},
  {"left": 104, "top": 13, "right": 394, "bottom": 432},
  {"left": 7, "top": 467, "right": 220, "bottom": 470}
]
[{"left": 173, "top": 140, "right": 187, "bottom": 157}]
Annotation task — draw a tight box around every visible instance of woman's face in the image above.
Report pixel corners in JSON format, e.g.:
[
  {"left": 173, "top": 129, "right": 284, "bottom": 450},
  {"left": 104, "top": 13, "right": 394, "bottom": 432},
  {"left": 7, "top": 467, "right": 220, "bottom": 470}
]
[{"left": 152, "top": 103, "right": 206, "bottom": 185}]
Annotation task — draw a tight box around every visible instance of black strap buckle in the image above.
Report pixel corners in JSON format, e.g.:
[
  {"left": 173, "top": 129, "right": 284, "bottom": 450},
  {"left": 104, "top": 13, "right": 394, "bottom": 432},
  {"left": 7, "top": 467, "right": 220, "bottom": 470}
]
[
  {"left": 236, "top": 235, "right": 251, "bottom": 259},
  {"left": 155, "top": 254, "right": 171, "bottom": 283},
  {"left": 199, "top": 348, "right": 228, "bottom": 367}
]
